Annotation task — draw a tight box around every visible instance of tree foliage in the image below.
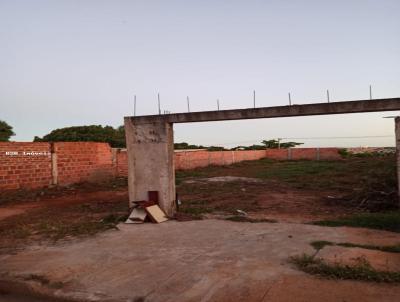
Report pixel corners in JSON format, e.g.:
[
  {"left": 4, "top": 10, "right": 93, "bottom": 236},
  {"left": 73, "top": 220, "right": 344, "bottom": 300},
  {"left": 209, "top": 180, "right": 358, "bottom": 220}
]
[
  {"left": 261, "top": 139, "right": 303, "bottom": 149},
  {"left": 34, "top": 125, "right": 126, "bottom": 148},
  {"left": 174, "top": 142, "right": 227, "bottom": 151},
  {"left": 231, "top": 144, "right": 265, "bottom": 150},
  {"left": 175, "top": 139, "right": 303, "bottom": 151},
  {"left": 174, "top": 142, "right": 205, "bottom": 150},
  {"left": 0, "top": 120, "right": 15, "bottom": 142}
]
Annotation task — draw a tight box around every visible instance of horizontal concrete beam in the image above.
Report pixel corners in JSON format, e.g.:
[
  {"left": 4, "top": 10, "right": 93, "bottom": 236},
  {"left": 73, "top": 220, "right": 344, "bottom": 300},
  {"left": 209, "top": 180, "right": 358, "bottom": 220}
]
[{"left": 126, "top": 98, "right": 400, "bottom": 124}]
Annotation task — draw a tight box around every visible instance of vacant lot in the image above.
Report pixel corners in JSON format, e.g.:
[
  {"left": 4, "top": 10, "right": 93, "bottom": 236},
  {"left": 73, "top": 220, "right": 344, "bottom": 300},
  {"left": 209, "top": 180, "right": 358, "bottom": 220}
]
[
  {"left": 0, "top": 156, "right": 397, "bottom": 252},
  {"left": 1, "top": 156, "right": 400, "bottom": 301},
  {"left": 177, "top": 155, "right": 397, "bottom": 222}
]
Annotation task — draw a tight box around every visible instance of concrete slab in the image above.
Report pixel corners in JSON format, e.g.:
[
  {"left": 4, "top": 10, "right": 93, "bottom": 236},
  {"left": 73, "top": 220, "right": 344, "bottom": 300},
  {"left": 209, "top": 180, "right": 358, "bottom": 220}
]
[{"left": 1, "top": 220, "right": 400, "bottom": 302}]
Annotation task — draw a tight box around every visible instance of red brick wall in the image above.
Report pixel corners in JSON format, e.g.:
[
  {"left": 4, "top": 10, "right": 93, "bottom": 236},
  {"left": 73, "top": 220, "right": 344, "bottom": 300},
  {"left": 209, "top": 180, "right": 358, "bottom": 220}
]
[
  {"left": 266, "top": 148, "right": 342, "bottom": 161},
  {"left": 116, "top": 148, "right": 340, "bottom": 173},
  {"left": 291, "top": 148, "right": 317, "bottom": 160},
  {"left": 0, "top": 142, "right": 342, "bottom": 191},
  {"left": 0, "top": 142, "right": 52, "bottom": 190},
  {"left": 116, "top": 149, "right": 128, "bottom": 177},
  {"left": 173, "top": 150, "right": 266, "bottom": 170},
  {"left": 55, "top": 142, "right": 115, "bottom": 185},
  {"left": 116, "top": 149, "right": 268, "bottom": 174},
  {"left": 319, "top": 148, "right": 342, "bottom": 160},
  {"left": 265, "top": 149, "right": 289, "bottom": 160}
]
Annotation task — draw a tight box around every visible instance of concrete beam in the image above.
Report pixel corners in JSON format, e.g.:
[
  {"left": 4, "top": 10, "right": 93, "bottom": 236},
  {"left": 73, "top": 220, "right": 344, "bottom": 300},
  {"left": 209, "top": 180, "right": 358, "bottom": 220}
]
[
  {"left": 126, "top": 98, "right": 400, "bottom": 124},
  {"left": 124, "top": 97, "right": 400, "bottom": 216}
]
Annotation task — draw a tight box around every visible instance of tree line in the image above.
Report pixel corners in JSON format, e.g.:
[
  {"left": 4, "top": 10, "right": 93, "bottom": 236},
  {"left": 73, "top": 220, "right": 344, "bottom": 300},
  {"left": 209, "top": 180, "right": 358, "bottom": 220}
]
[{"left": 0, "top": 121, "right": 302, "bottom": 149}]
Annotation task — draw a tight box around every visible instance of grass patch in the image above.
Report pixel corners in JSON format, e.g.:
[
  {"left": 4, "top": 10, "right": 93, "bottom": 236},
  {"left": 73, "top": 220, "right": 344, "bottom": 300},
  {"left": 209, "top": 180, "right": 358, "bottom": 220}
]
[
  {"left": 256, "top": 160, "right": 339, "bottom": 180},
  {"left": 254, "top": 159, "right": 353, "bottom": 189},
  {"left": 310, "top": 240, "right": 400, "bottom": 253},
  {"left": 3, "top": 223, "right": 32, "bottom": 239},
  {"left": 310, "top": 240, "right": 334, "bottom": 250},
  {"left": 176, "top": 156, "right": 396, "bottom": 196},
  {"left": 225, "top": 215, "right": 277, "bottom": 223},
  {"left": 312, "top": 211, "right": 400, "bottom": 233},
  {"left": 178, "top": 201, "right": 213, "bottom": 219},
  {"left": 337, "top": 242, "right": 400, "bottom": 253},
  {"left": 175, "top": 168, "right": 219, "bottom": 185},
  {"left": 36, "top": 218, "right": 120, "bottom": 240},
  {"left": 290, "top": 254, "right": 400, "bottom": 283},
  {"left": 1, "top": 219, "right": 118, "bottom": 242}
]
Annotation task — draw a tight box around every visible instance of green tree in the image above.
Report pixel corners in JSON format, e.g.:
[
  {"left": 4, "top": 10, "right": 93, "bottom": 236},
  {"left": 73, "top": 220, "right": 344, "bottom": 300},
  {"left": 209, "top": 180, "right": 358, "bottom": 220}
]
[
  {"left": 206, "top": 146, "right": 227, "bottom": 151},
  {"left": 261, "top": 139, "right": 303, "bottom": 149},
  {"left": 34, "top": 125, "right": 126, "bottom": 148},
  {"left": 174, "top": 142, "right": 227, "bottom": 151},
  {"left": 174, "top": 142, "right": 207, "bottom": 150},
  {"left": 0, "top": 120, "right": 15, "bottom": 141}
]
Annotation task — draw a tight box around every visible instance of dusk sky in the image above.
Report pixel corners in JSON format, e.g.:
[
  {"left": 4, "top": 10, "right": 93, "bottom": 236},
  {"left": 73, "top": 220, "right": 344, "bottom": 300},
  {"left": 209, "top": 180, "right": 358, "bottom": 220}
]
[{"left": 1, "top": 0, "right": 399, "bottom": 147}]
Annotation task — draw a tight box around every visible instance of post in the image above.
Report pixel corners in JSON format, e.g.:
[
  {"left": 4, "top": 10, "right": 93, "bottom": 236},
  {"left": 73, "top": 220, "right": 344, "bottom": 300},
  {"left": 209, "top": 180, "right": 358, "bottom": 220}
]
[
  {"left": 187, "top": 96, "right": 190, "bottom": 112},
  {"left": 288, "top": 93, "right": 292, "bottom": 106},
  {"left": 395, "top": 117, "right": 400, "bottom": 207},
  {"left": 369, "top": 85, "right": 372, "bottom": 100},
  {"left": 253, "top": 90, "right": 256, "bottom": 108},
  {"left": 158, "top": 93, "right": 161, "bottom": 115},
  {"left": 124, "top": 118, "right": 176, "bottom": 216},
  {"left": 50, "top": 143, "right": 58, "bottom": 185},
  {"left": 134, "top": 95, "right": 137, "bottom": 116}
]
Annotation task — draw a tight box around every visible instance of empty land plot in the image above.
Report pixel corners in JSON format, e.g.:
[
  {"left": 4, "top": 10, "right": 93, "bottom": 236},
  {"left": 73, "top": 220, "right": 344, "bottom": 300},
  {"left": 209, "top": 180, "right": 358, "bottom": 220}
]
[{"left": 0, "top": 156, "right": 397, "bottom": 251}]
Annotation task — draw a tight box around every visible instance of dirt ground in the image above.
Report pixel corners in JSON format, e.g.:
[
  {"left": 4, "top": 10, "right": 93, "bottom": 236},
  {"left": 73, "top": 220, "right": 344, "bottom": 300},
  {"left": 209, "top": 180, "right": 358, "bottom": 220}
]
[
  {"left": 176, "top": 156, "right": 397, "bottom": 222},
  {"left": 0, "top": 180, "right": 130, "bottom": 253},
  {"left": 0, "top": 157, "right": 396, "bottom": 251},
  {"left": 0, "top": 157, "right": 399, "bottom": 301}
]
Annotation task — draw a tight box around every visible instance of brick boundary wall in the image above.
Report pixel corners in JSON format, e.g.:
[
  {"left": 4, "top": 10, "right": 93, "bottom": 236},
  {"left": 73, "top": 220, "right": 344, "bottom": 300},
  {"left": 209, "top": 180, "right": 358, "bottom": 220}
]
[
  {"left": 114, "top": 148, "right": 342, "bottom": 176},
  {"left": 0, "top": 142, "right": 116, "bottom": 191},
  {"left": 115, "top": 149, "right": 128, "bottom": 177},
  {"left": 55, "top": 142, "right": 115, "bottom": 185},
  {"left": 1, "top": 142, "right": 343, "bottom": 191},
  {"left": 0, "top": 142, "right": 53, "bottom": 190}
]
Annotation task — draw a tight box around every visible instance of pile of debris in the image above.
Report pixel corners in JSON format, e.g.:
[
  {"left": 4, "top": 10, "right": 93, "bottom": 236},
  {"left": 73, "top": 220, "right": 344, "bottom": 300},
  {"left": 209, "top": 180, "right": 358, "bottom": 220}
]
[{"left": 125, "top": 191, "right": 169, "bottom": 224}]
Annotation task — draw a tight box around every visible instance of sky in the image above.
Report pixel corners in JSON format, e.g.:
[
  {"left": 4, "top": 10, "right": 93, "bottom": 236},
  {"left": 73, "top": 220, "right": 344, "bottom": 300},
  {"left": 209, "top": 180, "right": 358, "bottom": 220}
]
[{"left": 1, "top": 0, "right": 399, "bottom": 147}]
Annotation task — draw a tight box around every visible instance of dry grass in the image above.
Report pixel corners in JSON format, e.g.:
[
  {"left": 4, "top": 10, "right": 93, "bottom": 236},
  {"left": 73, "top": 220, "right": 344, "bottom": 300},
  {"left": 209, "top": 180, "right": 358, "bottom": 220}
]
[{"left": 290, "top": 254, "right": 400, "bottom": 283}]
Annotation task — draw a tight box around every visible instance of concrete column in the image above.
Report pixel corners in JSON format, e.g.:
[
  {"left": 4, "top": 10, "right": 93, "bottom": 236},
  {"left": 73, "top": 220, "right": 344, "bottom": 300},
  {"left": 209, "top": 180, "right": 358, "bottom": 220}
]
[
  {"left": 395, "top": 117, "right": 400, "bottom": 207},
  {"left": 50, "top": 143, "right": 58, "bottom": 185},
  {"left": 124, "top": 118, "right": 176, "bottom": 216}
]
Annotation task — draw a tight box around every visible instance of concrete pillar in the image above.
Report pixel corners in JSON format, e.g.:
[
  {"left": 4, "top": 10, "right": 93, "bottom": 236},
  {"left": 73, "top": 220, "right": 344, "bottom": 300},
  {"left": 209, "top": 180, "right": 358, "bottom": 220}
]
[
  {"left": 124, "top": 118, "right": 176, "bottom": 216},
  {"left": 395, "top": 117, "right": 400, "bottom": 207},
  {"left": 288, "top": 148, "right": 292, "bottom": 160},
  {"left": 50, "top": 143, "right": 58, "bottom": 185}
]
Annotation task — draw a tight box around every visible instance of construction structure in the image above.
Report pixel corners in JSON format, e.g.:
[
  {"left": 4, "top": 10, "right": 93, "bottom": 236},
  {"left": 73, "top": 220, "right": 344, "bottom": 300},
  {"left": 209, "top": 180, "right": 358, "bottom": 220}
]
[{"left": 124, "top": 98, "right": 400, "bottom": 215}]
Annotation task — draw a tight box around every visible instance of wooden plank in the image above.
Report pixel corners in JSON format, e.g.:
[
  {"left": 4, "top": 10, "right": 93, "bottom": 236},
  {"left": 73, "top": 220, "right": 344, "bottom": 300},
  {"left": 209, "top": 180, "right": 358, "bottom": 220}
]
[{"left": 145, "top": 205, "right": 168, "bottom": 223}]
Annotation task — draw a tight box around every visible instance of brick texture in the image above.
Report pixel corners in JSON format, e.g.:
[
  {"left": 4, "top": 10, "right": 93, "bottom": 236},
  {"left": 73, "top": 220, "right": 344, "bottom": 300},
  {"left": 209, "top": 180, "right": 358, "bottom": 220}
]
[
  {"left": 55, "top": 142, "right": 115, "bottom": 185},
  {"left": 0, "top": 142, "right": 52, "bottom": 190},
  {"left": 291, "top": 148, "right": 317, "bottom": 160},
  {"left": 116, "top": 149, "right": 128, "bottom": 177}
]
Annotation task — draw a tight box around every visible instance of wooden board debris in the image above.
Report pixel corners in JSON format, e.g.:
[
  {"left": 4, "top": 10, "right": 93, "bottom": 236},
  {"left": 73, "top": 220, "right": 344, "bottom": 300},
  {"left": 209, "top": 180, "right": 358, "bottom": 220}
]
[
  {"left": 145, "top": 205, "right": 168, "bottom": 223},
  {"left": 125, "top": 208, "right": 147, "bottom": 224}
]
